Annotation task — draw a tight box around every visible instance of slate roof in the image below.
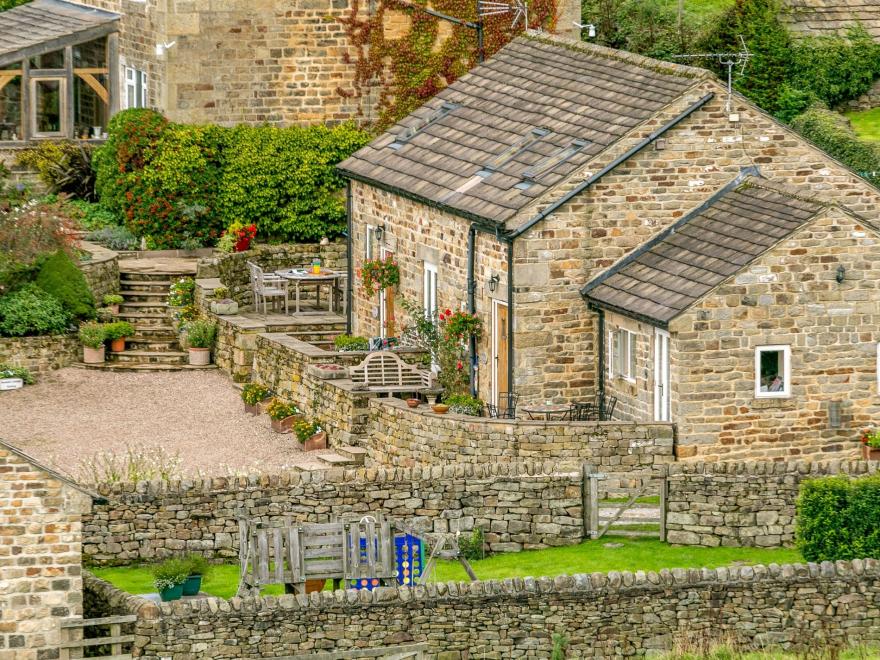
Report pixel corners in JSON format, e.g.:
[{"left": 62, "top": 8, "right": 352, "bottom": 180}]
[
  {"left": 0, "top": 0, "right": 120, "bottom": 68},
  {"left": 782, "top": 0, "right": 880, "bottom": 40},
  {"left": 582, "top": 179, "right": 825, "bottom": 326},
  {"left": 338, "top": 34, "right": 702, "bottom": 224},
  {"left": 0, "top": 437, "right": 103, "bottom": 502}
]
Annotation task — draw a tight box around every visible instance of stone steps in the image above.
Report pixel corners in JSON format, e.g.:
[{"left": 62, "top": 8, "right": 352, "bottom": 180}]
[
  {"left": 109, "top": 350, "right": 189, "bottom": 365},
  {"left": 119, "top": 301, "right": 170, "bottom": 315},
  {"left": 120, "top": 281, "right": 173, "bottom": 293},
  {"left": 126, "top": 337, "right": 180, "bottom": 352},
  {"left": 117, "top": 311, "right": 173, "bottom": 326},
  {"left": 119, "top": 290, "right": 168, "bottom": 303},
  {"left": 315, "top": 453, "right": 357, "bottom": 468},
  {"left": 72, "top": 362, "right": 217, "bottom": 372},
  {"left": 335, "top": 445, "right": 367, "bottom": 466}
]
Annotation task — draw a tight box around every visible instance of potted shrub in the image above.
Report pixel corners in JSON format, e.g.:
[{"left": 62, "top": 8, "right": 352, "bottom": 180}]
[
  {"left": 333, "top": 334, "right": 369, "bottom": 352},
  {"left": 241, "top": 383, "right": 271, "bottom": 415},
  {"left": 444, "top": 394, "right": 484, "bottom": 417},
  {"left": 105, "top": 321, "right": 134, "bottom": 353},
  {"left": 294, "top": 419, "right": 327, "bottom": 451},
  {"left": 209, "top": 286, "right": 239, "bottom": 315},
  {"left": 860, "top": 428, "right": 880, "bottom": 461},
  {"left": 152, "top": 557, "right": 190, "bottom": 602},
  {"left": 182, "top": 554, "right": 210, "bottom": 596},
  {"left": 185, "top": 319, "right": 217, "bottom": 366},
  {"left": 79, "top": 322, "right": 107, "bottom": 364},
  {"left": 103, "top": 293, "right": 124, "bottom": 315},
  {"left": 266, "top": 398, "right": 301, "bottom": 433}
]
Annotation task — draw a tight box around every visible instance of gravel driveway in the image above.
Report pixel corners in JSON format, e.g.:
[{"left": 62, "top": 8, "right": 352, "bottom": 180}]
[{"left": 0, "top": 368, "right": 327, "bottom": 481}]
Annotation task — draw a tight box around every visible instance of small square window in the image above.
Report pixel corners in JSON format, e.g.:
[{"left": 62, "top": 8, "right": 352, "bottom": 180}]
[{"left": 755, "top": 345, "right": 791, "bottom": 398}]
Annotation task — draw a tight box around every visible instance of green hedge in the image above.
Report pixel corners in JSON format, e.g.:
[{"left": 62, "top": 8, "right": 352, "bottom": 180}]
[
  {"left": 93, "top": 110, "right": 370, "bottom": 248},
  {"left": 791, "top": 107, "right": 880, "bottom": 187},
  {"left": 35, "top": 250, "right": 95, "bottom": 321},
  {"left": 796, "top": 474, "right": 880, "bottom": 562},
  {"left": 0, "top": 284, "right": 71, "bottom": 337}
]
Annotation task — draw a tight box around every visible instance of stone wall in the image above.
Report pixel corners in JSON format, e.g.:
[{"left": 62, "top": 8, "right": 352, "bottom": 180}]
[
  {"left": 78, "top": 240, "right": 120, "bottom": 302},
  {"left": 80, "top": 559, "right": 880, "bottom": 658},
  {"left": 217, "top": 242, "right": 347, "bottom": 308},
  {"left": 82, "top": 461, "right": 583, "bottom": 566},
  {"left": 665, "top": 460, "right": 878, "bottom": 547},
  {"left": 369, "top": 397, "right": 675, "bottom": 473},
  {"left": 0, "top": 444, "right": 92, "bottom": 659},
  {"left": 0, "top": 334, "right": 80, "bottom": 379}
]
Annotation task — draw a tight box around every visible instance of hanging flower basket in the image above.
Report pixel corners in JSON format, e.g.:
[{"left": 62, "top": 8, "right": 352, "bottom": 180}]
[{"left": 359, "top": 256, "right": 400, "bottom": 297}]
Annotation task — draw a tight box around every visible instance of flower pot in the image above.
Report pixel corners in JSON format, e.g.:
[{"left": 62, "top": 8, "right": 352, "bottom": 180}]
[
  {"left": 109, "top": 304, "right": 119, "bottom": 315},
  {"left": 406, "top": 398, "right": 420, "bottom": 408},
  {"left": 159, "top": 583, "right": 184, "bottom": 602},
  {"left": 83, "top": 345, "right": 105, "bottom": 364},
  {"left": 305, "top": 578, "right": 326, "bottom": 593},
  {"left": 432, "top": 404, "right": 449, "bottom": 414},
  {"left": 244, "top": 398, "right": 270, "bottom": 416},
  {"left": 271, "top": 415, "right": 300, "bottom": 434},
  {"left": 303, "top": 430, "right": 328, "bottom": 452},
  {"left": 182, "top": 574, "right": 202, "bottom": 596},
  {"left": 862, "top": 445, "right": 880, "bottom": 461},
  {"left": 188, "top": 347, "right": 211, "bottom": 366},
  {"left": 306, "top": 363, "right": 347, "bottom": 380},
  {"left": 110, "top": 337, "right": 126, "bottom": 353},
  {"left": 210, "top": 301, "right": 239, "bottom": 315}
]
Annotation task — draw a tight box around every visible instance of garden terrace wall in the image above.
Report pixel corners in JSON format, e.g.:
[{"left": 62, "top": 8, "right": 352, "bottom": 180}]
[
  {"left": 369, "top": 398, "right": 675, "bottom": 476},
  {"left": 82, "top": 461, "right": 583, "bottom": 566},
  {"left": 665, "top": 460, "right": 879, "bottom": 548},
  {"left": 78, "top": 241, "right": 119, "bottom": 302},
  {"left": 0, "top": 334, "right": 79, "bottom": 379},
  {"left": 217, "top": 242, "right": 347, "bottom": 307},
  {"left": 85, "top": 560, "right": 880, "bottom": 657}
]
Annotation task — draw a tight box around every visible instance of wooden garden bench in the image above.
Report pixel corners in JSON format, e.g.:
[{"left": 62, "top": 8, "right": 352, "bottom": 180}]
[{"left": 348, "top": 351, "right": 435, "bottom": 393}]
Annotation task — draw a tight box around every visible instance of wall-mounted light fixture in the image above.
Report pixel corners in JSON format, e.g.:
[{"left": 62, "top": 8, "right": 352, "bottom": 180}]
[
  {"left": 836, "top": 264, "right": 846, "bottom": 284},
  {"left": 155, "top": 41, "right": 176, "bottom": 56},
  {"left": 375, "top": 223, "right": 386, "bottom": 242},
  {"left": 828, "top": 400, "right": 842, "bottom": 429},
  {"left": 573, "top": 22, "right": 597, "bottom": 38},
  {"left": 487, "top": 273, "right": 500, "bottom": 293}
]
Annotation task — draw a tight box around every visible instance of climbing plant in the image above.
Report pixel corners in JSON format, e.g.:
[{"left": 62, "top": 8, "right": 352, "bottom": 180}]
[{"left": 339, "top": 0, "right": 559, "bottom": 129}]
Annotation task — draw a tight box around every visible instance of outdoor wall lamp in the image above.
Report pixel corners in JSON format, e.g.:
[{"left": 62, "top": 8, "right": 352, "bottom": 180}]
[
  {"left": 375, "top": 223, "right": 386, "bottom": 242},
  {"left": 836, "top": 264, "right": 846, "bottom": 284},
  {"left": 487, "top": 274, "right": 500, "bottom": 293}
]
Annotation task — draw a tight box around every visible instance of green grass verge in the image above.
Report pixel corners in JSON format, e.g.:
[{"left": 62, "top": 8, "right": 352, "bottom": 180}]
[
  {"left": 846, "top": 108, "right": 880, "bottom": 143},
  {"left": 601, "top": 495, "right": 660, "bottom": 504},
  {"left": 664, "top": 0, "right": 735, "bottom": 21},
  {"left": 92, "top": 536, "right": 801, "bottom": 600}
]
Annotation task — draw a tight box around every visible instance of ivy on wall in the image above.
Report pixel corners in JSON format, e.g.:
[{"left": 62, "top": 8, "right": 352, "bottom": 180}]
[{"left": 339, "top": 0, "right": 559, "bottom": 129}]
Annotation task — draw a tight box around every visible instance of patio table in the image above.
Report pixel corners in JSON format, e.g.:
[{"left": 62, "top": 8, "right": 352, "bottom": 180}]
[
  {"left": 521, "top": 403, "right": 573, "bottom": 421},
  {"left": 275, "top": 268, "right": 344, "bottom": 314}
]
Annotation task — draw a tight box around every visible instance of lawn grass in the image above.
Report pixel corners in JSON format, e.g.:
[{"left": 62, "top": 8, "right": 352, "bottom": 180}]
[
  {"left": 664, "top": 0, "right": 735, "bottom": 21},
  {"left": 91, "top": 536, "right": 801, "bottom": 600},
  {"left": 846, "top": 108, "right": 880, "bottom": 142}
]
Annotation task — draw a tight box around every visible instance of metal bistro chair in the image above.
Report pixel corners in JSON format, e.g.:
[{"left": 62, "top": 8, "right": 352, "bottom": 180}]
[
  {"left": 247, "top": 261, "right": 289, "bottom": 315},
  {"left": 572, "top": 393, "right": 618, "bottom": 421},
  {"left": 487, "top": 392, "right": 518, "bottom": 419}
]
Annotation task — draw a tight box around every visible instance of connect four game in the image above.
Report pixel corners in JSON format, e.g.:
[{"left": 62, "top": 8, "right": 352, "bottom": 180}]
[{"left": 350, "top": 533, "right": 423, "bottom": 590}]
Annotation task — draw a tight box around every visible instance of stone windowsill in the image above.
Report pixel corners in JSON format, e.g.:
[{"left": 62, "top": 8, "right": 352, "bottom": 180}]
[{"left": 750, "top": 397, "right": 797, "bottom": 410}]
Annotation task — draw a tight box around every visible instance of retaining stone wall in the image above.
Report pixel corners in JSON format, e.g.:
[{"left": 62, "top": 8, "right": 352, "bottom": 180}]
[
  {"left": 78, "top": 241, "right": 120, "bottom": 302},
  {"left": 0, "top": 334, "right": 79, "bottom": 379},
  {"left": 82, "top": 461, "right": 583, "bottom": 566},
  {"left": 369, "top": 398, "right": 675, "bottom": 474},
  {"left": 86, "top": 559, "right": 880, "bottom": 658},
  {"left": 665, "top": 460, "right": 879, "bottom": 547}
]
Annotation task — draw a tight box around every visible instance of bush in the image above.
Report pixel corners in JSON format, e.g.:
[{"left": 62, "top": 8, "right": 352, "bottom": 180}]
[
  {"left": 185, "top": 319, "right": 216, "bottom": 349},
  {"left": 0, "top": 202, "right": 76, "bottom": 292},
  {"left": 77, "top": 443, "right": 182, "bottom": 485},
  {"left": 78, "top": 321, "right": 106, "bottom": 348},
  {"left": 0, "top": 364, "right": 34, "bottom": 384},
  {"left": 168, "top": 277, "right": 195, "bottom": 307},
  {"left": 85, "top": 225, "right": 139, "bottom": 251},
  {"left": 17, "top": 141, "right": 97, "bottom": 200},
  {"left": 104, "top": 321, "right": 134, "bottom": 340},
  {"left": 103, "top": 294, "right": 124, "bottom": 305},
  {"left": 791, "top": 107, "right": 880, "bottom": 186},
  {"left": 34, "top": 250, "right": 95, "bottom": 320},
  {"left": 457, "top": 527, "right": 485, "bottom": 561},
  {"left": 151, "top": 558, "right": 190, "bottom": 591},
  {"left": 333, "top": 334, "right": 369, "bottom": 352},
  {"left": 0, "top": 285, "right": 70, "bottom": 337},
  {"left": 241, "top": 383, "right": 270, "bottom": 405},
  {"left": 444, "top": 393, "right": 484, "bottom": 416},
  {"left": 184, "top": 554, "right": 211, "bottom": 578},
  {"left": 66, "top": 199, "right": 121, "bottom": 231},
  {"left": 796, "top": 474, "right": 880, "bottom": 562}
]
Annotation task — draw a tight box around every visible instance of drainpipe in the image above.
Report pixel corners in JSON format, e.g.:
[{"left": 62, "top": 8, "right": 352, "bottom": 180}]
[
  {"left": 596, "top": 306, "right": 605, "bottom": 396},
  {"left": 345, "top": 181, "right": 353, "bottom": 335},
  {"left": 506, "top": 237, "right": 514, "bottom": 399},
  {"left": 467, "top": 225, "right": 478, "bottom": 397}
]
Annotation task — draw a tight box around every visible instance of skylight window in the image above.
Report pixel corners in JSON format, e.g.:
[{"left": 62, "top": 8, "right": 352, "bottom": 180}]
[
  {"left": 483, "top": 127, "right": 550, "bottom": 172},
  {"left": 389, "top": 102, "right": 461, "bottom": 149},
  {"left": 522, "top": 139, "right": 588, "bottom": 181}
]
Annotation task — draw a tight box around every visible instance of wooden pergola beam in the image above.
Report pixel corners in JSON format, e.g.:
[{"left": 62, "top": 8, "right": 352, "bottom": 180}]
[{"left": 75, "top": 72, "right": 108, "bottom": 104}]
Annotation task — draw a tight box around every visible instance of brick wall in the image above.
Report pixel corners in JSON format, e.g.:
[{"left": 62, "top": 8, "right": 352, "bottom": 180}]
[
  {"left": 82, "top": 461, "right": 583, "bottom": 565},
  {"left": 85, "top": 559, "right": 880, "bottom": 657},
  {"left": 0, "top": 446, "right": 92, "bottom": 659},
  {"left": 369, "top": 397, "right": 675, "bottom": 473},
  {"left": 665, "top": 460, "right": 878, "bottom": 547}
]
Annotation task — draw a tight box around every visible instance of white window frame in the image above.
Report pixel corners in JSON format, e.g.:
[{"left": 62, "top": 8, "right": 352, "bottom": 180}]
[
  {"left": 422, "top": 261, "right": 438, "bottom": 320},
  {"left": 755, "top": 345, "right": 791, "bottom": 399},
  {"left": 608, "top": 328, "right": 636, "bottom": 382},
  {"left": 123, "top": 66, "right": 148, "bottom": 109},
  {"left": 876, "top": 342, "right": 880, "bottom": 393}
]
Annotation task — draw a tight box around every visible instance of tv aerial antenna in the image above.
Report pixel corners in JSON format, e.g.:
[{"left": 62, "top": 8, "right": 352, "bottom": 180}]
[
  {"left": 477, "top": 0, "right": 528, "bottom": 30},
  {"left": 673, "top": 35, "right": 751, "bottom": 113}
]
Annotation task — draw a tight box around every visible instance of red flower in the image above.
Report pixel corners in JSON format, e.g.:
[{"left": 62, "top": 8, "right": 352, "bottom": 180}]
[
  {"left": 445, "top": 309, "right": 452, "bottom": 316},
  {"left": 456, "top": 361, "right": 463, "bottom": 370}
]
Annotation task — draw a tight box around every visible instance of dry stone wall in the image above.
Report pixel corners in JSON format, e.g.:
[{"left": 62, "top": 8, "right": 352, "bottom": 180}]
[
  {"left": 87, "top": 559, "right": 880, "bottom": 658},
  {"left": 78, "top": 241, "right": 120, "bottom": 302},
  {"left": 665, "top": 460, "right": 879, "bottom": 547},
  {"left": 82, "top": 461, "right": 583, "bottom": 566},
  {"left": 0, "top": 335, "right": 79, "bottom": 379},
  {"left": 369, "top": 398, "right": 675, "bottom": 473}
]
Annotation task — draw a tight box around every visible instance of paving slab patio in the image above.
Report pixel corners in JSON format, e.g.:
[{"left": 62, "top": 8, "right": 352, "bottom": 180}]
[{"left": 0, "top": 368, "right": 327, "bottom": 480}]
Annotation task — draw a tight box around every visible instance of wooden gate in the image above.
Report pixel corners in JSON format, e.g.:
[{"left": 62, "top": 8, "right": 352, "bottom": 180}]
[
  {"left": 582, "top": 465, "right": 668, "bottom": 541},
  {"left": 59, "top": 614, "right": 137, "bottom": 659}
]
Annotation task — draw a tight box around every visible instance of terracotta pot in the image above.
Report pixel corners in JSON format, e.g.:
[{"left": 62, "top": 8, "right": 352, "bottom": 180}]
[
  {"left": 432, "top": 404, "right": 449, "bottom": 414},
  {"left": 83, "top": 345, "right": 105, "bottom": 364},
  {"left": 303, "top": 430, "right": 328, "bottom": 452},
  {"left": 271, "top": 415, "right": 299, "bottom": 434},
  {"left": 862, "top": 444, "right": 880, "bottom": 461},
  {"left": 188, "top": 347, "right": 211, "bottom": 366},
  {"left": 110, "top": 337, "right": 126, "bottom": 352},
  {"left": 406, "top": 398, "right": 420, "bottom": 409},
  {"left": 305, "top": 578, "right": 326, "bottom": 593},
  {"left": 108, "top": 304, "right": 119, "bottom": 315}
]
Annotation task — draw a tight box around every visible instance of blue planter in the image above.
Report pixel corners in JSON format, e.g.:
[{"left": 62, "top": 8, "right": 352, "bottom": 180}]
[
  {"left": 182, "top": 574, "right": 202, "bottom": 596},
  {"left": 159, "top": 583, "right": 184, "bottom": 602}
]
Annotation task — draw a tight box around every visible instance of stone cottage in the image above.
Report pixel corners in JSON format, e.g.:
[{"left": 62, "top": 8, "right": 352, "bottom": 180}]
[
  {"left": 338, "top": 31, "right": 880, "bottom": 461},
  {"left": 0, "top": 439, "right": 97, "bottom": 659}
]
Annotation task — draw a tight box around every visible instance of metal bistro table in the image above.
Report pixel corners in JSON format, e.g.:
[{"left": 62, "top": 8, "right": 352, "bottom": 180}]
[
  {"left": 275, "top": 268, "right": 343, "bottom": 314},
  {"left": 521, "top": 403, "right": 573, "bottom": 421}
]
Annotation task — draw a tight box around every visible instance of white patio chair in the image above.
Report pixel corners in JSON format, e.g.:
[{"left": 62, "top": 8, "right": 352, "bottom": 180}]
[{"left": 247, "top": 261, "right": 289, "bottom": 315}]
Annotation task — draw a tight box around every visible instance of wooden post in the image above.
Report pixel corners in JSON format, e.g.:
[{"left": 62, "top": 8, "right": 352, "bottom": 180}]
[
  {"left": 64, "top": 45, "right": 73, "bottom": 139},
  {"left": 20, "top": 59, "right": 29, "bottom": 141},
  {"left": 659, "top": 469, "right": 669, "bottom": 543},
  {"left": 107, "top": 33, "right": 120, "bottom": 117},
  {"left": 582, "top": 463, "right": 597, "bottom": 540}
]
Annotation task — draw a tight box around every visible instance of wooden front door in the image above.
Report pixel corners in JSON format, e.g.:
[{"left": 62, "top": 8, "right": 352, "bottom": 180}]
[
  {"left": 493, "top": 301, "right": 509, "bottom": 405},
  {"left": 379, "top": 248, "right": 395, "bottom": 338}
]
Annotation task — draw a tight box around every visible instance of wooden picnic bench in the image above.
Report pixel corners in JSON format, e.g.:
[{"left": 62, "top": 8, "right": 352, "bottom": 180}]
[{"left": 348, "top": 351, "right": 436, "bottom": 393}]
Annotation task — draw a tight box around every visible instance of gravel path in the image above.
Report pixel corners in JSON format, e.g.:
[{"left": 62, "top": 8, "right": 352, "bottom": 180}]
[{"left": 0, "top": 368, "right": 327, "bottom": 481}]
